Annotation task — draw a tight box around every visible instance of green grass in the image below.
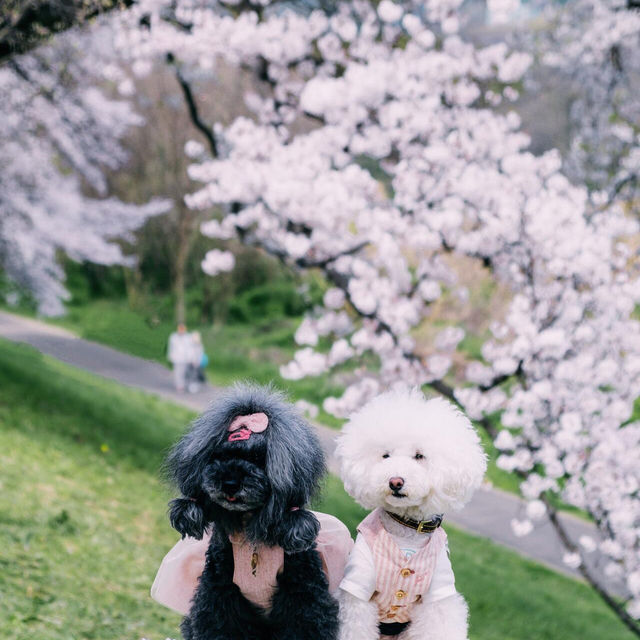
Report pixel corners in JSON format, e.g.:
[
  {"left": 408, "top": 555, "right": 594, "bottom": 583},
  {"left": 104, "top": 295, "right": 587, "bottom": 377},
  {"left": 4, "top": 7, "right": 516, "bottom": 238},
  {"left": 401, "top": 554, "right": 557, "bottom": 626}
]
[
  {"left": 0, "top": 340, "right": 189, "bottom": 640},
  {"left": 0, "top": 338, "right": 635, "bottom": 640},
  {"left": 56, "top": 299, "right": 175, "bottom": 363}
]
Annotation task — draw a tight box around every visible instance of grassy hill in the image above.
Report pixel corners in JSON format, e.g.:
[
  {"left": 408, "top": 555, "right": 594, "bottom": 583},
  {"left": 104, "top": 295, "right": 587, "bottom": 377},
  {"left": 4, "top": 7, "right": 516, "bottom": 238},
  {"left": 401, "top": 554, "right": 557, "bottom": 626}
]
[{"left": 0, "top": 338, "right": 635, "bottom": 640}]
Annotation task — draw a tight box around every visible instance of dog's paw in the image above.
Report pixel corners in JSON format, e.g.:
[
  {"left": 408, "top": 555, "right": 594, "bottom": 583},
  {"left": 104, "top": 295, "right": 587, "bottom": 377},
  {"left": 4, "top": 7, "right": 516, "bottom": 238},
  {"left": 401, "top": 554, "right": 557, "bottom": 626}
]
[
  {"left": 278, "top": 509, "right": 320, "bottom": 553},
  {"left": 169, "top": 497, "right": 206, "bottom": 539}
]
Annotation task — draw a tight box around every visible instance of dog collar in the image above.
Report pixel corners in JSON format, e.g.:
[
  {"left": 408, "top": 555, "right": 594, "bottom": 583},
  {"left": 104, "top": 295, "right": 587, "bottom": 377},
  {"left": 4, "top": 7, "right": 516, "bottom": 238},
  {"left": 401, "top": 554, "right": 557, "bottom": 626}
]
[{"left": 385, "top": 511, "right": 443, "bottom": 534}]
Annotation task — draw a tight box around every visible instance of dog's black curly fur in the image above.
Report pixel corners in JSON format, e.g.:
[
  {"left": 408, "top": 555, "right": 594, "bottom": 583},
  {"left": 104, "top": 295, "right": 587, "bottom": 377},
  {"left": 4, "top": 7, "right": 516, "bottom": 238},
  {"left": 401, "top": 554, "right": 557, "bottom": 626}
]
[{"left": 166, "top": 383, "right": 339, "bottom": 640}]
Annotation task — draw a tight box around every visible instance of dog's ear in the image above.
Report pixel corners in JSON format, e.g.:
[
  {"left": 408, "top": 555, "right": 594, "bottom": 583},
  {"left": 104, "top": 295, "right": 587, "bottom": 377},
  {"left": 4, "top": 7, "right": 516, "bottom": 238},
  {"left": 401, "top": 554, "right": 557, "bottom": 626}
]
[
  {"left": 165, "top": 411, "right": 228, "bottom": 537},
  {"left": 168, "top": 497, "right": 207, "bottom": 540},
  {"left": 248, "top": 403, "right": 326, "bottom": 547},
  {"left": 267, "top": 405, "right": 325, "bottom": 503},
  {"left": 432, "top": 400, "right": 488, "bottom": 511},
  {"left": 165, "top": 406, "right": 231, "bottom": 499}
]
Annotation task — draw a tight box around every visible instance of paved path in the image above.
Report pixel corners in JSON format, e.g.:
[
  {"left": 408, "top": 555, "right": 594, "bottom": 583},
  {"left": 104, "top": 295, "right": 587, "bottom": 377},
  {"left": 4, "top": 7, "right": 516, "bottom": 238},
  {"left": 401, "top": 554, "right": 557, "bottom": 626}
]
[{"left": 0, "top": 309, "right": 625, "bottom": 595}]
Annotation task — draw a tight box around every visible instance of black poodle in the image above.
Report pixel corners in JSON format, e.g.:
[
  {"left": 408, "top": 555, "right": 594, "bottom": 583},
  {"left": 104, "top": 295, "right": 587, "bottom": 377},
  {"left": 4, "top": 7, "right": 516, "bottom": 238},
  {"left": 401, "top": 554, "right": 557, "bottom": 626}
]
[{"left": 166, "top": 383, "right": 339, "bottom": 640}]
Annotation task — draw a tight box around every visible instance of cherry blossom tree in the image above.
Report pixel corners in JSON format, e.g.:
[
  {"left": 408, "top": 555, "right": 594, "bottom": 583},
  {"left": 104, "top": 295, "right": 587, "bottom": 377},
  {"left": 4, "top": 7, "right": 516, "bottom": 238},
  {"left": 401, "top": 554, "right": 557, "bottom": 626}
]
[
  {"left": 522, "top": 0, "right": 640, "bottom": 204},
  {"left": 0, "top": 20, "right": 169, "bottom": 315},
  {"left": 99, "top": 0, "right": 640, "bottom": 630}
]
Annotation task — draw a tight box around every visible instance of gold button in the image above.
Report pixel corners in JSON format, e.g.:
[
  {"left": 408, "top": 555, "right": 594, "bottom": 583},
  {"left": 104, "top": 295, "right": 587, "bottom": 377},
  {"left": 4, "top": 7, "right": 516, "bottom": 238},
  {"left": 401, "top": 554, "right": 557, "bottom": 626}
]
[
  {"left": 400, "top": 568, "right": 412, "bottom": 577},
  {"left": 395, "top": 590, "right": 406, "bottom": 599}
]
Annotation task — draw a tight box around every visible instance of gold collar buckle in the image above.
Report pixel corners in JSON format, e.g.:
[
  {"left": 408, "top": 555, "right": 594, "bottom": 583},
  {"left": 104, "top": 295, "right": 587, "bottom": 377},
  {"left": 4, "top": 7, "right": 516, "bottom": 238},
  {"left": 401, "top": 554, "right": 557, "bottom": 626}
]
[
  {"left": 416, "top": 520, "right": 433, "bottom": 534},
  {"left": 417, "top": 514, "right": 443, "bottom": 533}
]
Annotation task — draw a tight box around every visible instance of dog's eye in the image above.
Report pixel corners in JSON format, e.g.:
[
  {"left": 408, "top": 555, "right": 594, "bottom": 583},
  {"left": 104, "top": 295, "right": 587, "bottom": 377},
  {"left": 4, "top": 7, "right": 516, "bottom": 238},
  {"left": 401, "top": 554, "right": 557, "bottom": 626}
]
[
  {"left": 414, "top": 453, "right": 424, "bottom": 460},
  {"left": 382, "top": 453, "right": 390, "bottom": 459}
]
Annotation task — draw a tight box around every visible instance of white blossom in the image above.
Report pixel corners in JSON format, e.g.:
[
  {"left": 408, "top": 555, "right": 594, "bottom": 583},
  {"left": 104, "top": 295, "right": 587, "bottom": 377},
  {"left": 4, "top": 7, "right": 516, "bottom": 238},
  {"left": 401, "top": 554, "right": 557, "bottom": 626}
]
[
  {"left": 526, "top": 500, "right": 547, "bottom": 521},
  {"left": 294, "top": 318, "right": 319, "bottom": 346},
  {"left": 494, "top": 430, "right": 516, "bottom": 451},
  {"left": 201, "top": 250, "right": 235, "bottom": 276},
  {"left": 511, "top": 518, "right": 534, "bottom": 537},
  {"left": 579, "top": 535, "right": 598, "bottom": 554},
  {"left": 324, "top": 288, "right": 346, "bottom": 309},
  {"left": 562, "top": 552, "right": 583, "bottom": 570},
  {"left": 629, "top": 600, "right": 640, "bottom": 620},
  {"left": 328, "top": 339, "right": 354, "bottom": 367},
  {"left": 280, "top": 348, "right": 327, "bottom": 380},
  {"left": 295, "top": 399, "right": 319, "bottom": 419},
  {"left": 629, "top": 572, "right": 640, "bottom": 597},
  {"left": 434, "top": 327, "right": 465, "bottom": 351},
  {"left": 185, "top": 140, "right": 206, "bottom": 158},
  {"left": 378, "top": 1, "right": 404, "bottom": 23}
]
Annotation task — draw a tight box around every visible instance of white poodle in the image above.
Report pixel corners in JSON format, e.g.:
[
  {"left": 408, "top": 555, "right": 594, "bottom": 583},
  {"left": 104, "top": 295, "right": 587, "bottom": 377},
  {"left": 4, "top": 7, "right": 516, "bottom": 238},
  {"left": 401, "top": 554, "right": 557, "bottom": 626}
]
[{"left": 335, "top": 387, "right": 487, "bottom": 640}]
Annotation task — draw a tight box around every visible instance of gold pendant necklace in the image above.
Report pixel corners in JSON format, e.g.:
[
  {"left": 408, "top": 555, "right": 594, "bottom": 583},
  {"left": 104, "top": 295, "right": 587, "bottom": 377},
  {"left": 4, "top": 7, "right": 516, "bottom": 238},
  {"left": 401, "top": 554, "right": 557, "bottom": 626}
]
[{"left": 251, "top": 546, "right": 259, "bottom": 577}]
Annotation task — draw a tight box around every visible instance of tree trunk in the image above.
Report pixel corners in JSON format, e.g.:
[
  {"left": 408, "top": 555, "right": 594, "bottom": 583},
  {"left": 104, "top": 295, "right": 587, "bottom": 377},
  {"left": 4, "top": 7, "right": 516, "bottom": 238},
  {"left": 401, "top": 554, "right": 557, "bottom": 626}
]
[
  {"left": 174, "top": 225, "right": 189, "bottom": 326},
  {"left": 123, "top": 262, "right": 142, "bottom": 310}
]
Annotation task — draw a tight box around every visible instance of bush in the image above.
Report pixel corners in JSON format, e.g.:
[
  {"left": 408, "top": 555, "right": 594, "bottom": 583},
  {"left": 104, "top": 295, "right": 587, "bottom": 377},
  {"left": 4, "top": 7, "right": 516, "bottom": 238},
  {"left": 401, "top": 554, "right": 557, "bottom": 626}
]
[
  {"left": 228, "top": 281, "right": 310, "bottom": 323},
  {"left": 63, "top": 258, "right": 127, "bottom": 305}
]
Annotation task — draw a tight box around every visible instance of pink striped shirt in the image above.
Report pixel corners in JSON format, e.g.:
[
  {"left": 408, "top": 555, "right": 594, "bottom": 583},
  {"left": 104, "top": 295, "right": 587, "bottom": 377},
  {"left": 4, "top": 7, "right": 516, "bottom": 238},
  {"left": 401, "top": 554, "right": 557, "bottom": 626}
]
[{"left": 354, "top": 508, "right": 447, "bottom": 624}]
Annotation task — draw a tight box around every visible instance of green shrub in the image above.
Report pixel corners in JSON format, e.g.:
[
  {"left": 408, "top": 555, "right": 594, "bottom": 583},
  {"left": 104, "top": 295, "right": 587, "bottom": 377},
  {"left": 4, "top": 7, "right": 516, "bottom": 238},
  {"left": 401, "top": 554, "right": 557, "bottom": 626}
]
[
  {"left": 228, "top": 281, "right": 310, "bottom": 323},
  {"left": 63, "top": 258, "right": 128, "bottom": 305}
]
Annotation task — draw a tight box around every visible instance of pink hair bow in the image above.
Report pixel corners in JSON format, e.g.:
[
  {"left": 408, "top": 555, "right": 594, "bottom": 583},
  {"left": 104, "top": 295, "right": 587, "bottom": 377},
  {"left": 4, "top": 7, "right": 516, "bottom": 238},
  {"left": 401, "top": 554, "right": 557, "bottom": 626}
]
[{"left": 227, "top": 412, "right": 269, "bottom": 442}]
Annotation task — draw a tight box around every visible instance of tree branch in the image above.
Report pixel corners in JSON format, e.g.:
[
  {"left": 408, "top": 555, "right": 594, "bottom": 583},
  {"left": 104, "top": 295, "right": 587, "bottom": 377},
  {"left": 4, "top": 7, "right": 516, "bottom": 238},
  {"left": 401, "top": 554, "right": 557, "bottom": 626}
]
[
  {"left": 429, "top": 378, "right": 457, "bottom": 402},
  {"left": 608, "top": 173, "right": 638, "bottom": 204},
  {"left": 479, "top": 361, "right": 524, "bottom": 392},
  {"left": 296, "top": 241, "right": 369, "bottom": 269},
  {"left": 0, "top": 0, "right": 134, "bottom": 64},
  {"left": 167, "top": 52, "right": 218, "bottom": 158}
]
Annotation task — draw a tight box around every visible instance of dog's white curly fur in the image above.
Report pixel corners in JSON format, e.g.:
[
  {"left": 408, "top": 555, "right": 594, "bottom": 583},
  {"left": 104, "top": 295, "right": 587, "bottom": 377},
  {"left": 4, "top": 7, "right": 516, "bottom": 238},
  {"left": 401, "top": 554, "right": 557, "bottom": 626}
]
[{"left": 336, "top": 387, "right": 487, "bottom": 640}]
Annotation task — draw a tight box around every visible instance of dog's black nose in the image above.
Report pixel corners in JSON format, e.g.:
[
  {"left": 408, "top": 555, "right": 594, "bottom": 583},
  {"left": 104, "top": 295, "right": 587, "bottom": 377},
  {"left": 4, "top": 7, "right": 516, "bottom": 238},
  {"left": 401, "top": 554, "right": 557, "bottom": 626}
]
[
  {"left": 389, "top": 477, "right": 404, "bottom": 491},
  {"left": 222, "top": 478, "right": 241, "bottom": 495}
]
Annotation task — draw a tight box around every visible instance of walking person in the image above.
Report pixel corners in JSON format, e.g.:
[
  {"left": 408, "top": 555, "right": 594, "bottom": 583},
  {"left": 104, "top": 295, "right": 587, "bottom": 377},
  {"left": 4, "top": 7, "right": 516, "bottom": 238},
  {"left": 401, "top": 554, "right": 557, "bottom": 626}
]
[
  {"left": 167, "top": 323, "right": 192, "bottom": 393},
  {"left": 187, "top": 331, "right": 207, "bottom": 393}
]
